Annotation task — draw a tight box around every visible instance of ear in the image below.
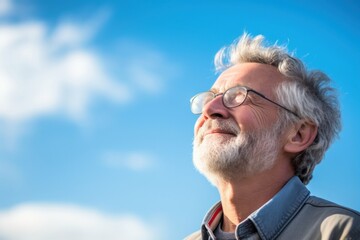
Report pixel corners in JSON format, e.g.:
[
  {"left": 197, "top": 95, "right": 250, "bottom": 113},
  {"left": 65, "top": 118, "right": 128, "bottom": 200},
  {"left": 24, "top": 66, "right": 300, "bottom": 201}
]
[{"left": 284, "top": 120, "right": 318, "bottom": 154}]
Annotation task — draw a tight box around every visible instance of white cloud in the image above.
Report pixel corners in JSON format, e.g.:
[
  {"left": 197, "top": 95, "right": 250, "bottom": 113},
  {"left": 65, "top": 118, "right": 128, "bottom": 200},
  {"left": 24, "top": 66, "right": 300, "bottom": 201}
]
[
  {"left": 0, "top": 203, "right": 165, "bottom": 240},
  {"left": 0, "top": 19, "right": 130, "bottom": 124},
  {"left": 0, "top": 5, "right": 178, "bottom": 142},
  {"left": 115, "top": 39, "right": 177, "bottom": 95},
  {"left": 102, "top": 151, "right": 156, "bottom": 171}
]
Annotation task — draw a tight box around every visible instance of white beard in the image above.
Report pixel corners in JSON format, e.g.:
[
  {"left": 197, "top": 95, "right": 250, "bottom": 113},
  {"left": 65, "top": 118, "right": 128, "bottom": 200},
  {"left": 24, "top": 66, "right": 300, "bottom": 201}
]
[{"left": 192, "top": 119, "right": 281, "bottom": 186}]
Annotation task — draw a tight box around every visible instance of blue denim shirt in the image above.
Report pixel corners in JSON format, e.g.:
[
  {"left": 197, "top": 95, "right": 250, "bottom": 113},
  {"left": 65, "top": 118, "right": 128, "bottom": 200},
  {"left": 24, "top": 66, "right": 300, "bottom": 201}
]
[{"left": 200, "top": 176, "right": 310, "bottom": 240}]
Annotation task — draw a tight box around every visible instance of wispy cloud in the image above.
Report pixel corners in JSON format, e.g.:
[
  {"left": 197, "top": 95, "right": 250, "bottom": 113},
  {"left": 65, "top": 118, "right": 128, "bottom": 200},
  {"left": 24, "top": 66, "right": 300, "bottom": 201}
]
[
  {"left": 0, "top": 2, "right": 179, "bottom": 142},
  {"left": 0, "top": 17, "right": 130, "bottom": 130},
  {"left": 114, "top": 39, "right": 178, "bottom": 95},
  {"left": 0, "top": 203, "right": 165, "bottom": 240},
  {"left": 102, "top": 151, "right": 156, "bottom": 171}
]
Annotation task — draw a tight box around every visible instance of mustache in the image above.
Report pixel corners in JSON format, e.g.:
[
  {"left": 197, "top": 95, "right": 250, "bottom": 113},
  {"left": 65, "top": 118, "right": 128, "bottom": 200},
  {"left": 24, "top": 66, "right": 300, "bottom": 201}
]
[{"left": 198, "top": 119, "right": 240, "bottom": 137}]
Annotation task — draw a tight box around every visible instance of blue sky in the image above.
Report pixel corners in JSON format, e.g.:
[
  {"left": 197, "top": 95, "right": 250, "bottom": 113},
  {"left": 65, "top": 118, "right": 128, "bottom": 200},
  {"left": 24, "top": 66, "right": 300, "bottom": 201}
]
[{"left": 0, "top": 0, "right": 359, "bottom": 239}]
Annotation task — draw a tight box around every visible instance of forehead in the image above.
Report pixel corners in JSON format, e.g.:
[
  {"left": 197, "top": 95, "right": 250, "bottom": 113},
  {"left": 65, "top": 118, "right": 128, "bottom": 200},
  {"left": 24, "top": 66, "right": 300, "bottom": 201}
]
[{"left": 212, "top": 63, "right": 285, "bottom": 95}]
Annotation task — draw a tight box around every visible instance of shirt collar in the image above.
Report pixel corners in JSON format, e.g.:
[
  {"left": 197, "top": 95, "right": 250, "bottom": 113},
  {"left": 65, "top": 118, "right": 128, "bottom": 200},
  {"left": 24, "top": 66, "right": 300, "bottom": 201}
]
[
  {"left": 201, "top": 202, "right": 222, "bottom": 239},
  {"left": 201, "top": 176, "right": 310, "bottom": 240},
  {"left": 249, "top": 176, "right": 310, "bottom": 239}
]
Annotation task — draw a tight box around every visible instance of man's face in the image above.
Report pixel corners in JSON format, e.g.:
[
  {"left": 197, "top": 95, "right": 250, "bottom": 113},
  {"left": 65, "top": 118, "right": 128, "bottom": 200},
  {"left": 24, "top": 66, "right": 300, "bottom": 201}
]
[{"left": 193, "top": 63, "right": 287, "bottom": 184}]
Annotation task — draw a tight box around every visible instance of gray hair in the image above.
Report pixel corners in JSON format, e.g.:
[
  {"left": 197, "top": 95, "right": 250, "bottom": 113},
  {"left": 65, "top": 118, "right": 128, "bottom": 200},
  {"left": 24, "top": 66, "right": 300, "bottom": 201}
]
[{"left": 214, "top": 33, "right": 341, "bottom": 184}]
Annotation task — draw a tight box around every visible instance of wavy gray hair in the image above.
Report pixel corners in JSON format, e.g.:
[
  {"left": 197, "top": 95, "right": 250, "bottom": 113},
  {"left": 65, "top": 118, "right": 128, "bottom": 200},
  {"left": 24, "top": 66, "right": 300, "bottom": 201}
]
[{"left": 214, "top": 33, "right": 341, "bottom": 184}]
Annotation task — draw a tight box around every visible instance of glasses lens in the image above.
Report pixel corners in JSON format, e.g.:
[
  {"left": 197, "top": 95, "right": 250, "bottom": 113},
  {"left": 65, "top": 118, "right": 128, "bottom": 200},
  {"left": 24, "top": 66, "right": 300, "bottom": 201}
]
[
  {"left": 190, "top": 92, "right": 214, "bottom": 114},
  {"left": 223, "top": 86, "right": 247, "bottom": 108}
]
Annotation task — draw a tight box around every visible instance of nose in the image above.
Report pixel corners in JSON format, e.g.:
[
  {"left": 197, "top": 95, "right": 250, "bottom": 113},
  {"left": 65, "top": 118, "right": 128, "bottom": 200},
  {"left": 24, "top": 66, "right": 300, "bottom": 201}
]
[{"left": 202, "top": 94, "right": 230, "bottom": 119}]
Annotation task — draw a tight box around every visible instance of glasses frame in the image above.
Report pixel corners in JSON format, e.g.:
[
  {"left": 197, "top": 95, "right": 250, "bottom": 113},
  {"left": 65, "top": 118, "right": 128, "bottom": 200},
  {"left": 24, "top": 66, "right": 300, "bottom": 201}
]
[{"left": 190, "top": 85, "right": 299, "bottom": 118}]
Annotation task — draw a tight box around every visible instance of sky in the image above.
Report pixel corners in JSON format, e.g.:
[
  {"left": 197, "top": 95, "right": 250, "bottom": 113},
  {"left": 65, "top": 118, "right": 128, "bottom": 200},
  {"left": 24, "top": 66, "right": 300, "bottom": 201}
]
[{"left": 0, "top": 0, "right": 359, "bottom": 239}]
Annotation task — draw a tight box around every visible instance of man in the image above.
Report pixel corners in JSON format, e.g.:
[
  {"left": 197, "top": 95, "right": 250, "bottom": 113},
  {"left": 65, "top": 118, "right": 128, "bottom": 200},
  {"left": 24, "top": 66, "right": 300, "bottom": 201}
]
[{"left": 186, "top": 33, "right": 360, "bottom": 240}]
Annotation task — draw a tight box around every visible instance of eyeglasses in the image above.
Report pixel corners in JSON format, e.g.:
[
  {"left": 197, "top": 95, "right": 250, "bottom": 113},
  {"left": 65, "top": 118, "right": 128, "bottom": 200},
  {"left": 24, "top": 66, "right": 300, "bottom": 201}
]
[{"left": 190, "top": 85, "right": 299, "bottom": 117}]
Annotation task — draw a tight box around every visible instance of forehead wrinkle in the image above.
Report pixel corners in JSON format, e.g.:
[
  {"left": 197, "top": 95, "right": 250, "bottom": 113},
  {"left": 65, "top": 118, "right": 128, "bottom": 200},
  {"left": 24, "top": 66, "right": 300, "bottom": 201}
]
[
  {"left": 215, "top": 70, "right": 254, "bottom": 92},
  {"left": 220, "top": 71, "right": 240, "bottom": 78},
  {"left": 219, "top": 63, "right": 283, "bottom": 92}
]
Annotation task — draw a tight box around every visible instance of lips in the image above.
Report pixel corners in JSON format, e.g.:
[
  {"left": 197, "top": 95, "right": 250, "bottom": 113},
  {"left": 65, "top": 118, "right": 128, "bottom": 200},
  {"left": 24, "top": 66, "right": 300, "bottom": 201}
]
[{"left": 204, "top": 129, "right": 236, "bottom": 137}]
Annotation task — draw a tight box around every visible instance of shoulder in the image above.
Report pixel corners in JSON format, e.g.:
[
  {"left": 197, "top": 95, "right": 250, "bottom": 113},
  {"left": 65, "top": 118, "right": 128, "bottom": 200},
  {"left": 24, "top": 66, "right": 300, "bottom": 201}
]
[
  {"left": 184, "top": 230, "right": 201, "bottom": 240},
  {"left": 303, "top": 196, "right": 360, "bottom": 238},
  {"left": 279, "top": 196, "right": 360, "bottom": 239},
  {"left": 306, "top": 196, "right": 360, "bottom": 217}
]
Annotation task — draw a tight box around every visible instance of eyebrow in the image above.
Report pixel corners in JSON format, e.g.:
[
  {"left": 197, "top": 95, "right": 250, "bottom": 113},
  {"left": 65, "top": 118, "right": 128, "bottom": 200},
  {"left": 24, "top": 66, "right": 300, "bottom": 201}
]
[
  {"left": 209, "top": 84, "right": 246, "bottom": 94},
  {"left": 209, "top": 87, "right": 219, "bottom": 93}
]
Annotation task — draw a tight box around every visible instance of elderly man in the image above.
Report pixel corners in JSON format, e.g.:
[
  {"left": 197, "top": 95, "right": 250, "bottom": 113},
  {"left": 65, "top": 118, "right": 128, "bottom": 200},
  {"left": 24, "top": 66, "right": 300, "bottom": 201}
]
[{"left": 186, "top": 33, "right": 360, "bottom": 240}]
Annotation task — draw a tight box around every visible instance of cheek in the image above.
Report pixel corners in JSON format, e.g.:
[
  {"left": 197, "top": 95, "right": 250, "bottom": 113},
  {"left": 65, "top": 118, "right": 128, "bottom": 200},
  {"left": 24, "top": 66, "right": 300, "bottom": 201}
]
[
  {"left": 238, "top": 107, "right": 278, "bottom": 132},
  {"left": 232, "top": 109, "right": 267, "bottom": 132},
  {"left": 233, "top": 116, "right": 251, "bottom": 132}
]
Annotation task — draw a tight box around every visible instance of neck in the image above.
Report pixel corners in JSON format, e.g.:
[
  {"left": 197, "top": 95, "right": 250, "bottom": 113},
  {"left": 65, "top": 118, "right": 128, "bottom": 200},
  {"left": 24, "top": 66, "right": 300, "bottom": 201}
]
[{"left": 216, "top": 167, "right": 294, "bottom": 232}]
